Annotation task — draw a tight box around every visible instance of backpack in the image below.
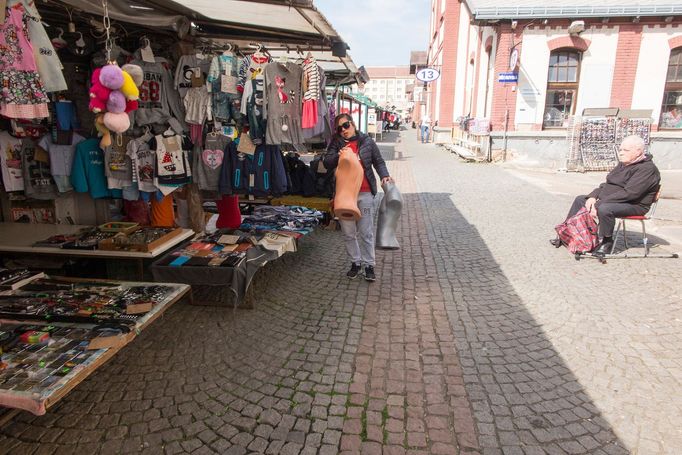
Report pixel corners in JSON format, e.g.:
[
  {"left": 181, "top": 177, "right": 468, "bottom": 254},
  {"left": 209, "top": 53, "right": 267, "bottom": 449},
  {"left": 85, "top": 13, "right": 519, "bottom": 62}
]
[{"left": 554, "top": 207, "right": 599, "bottom": 254}]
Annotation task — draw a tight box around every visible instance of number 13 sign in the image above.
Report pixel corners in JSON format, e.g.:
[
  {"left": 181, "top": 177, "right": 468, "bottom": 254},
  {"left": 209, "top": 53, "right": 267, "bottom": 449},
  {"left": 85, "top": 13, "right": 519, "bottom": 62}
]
[{"left": 416, "top": 68, "right": 440, "bottom": 83}]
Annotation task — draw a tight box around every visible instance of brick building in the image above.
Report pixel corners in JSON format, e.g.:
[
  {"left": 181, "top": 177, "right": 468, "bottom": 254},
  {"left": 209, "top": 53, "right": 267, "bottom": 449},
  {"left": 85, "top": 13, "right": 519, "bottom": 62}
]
[{"left": 426, "top": 0, "right": 682, "bottom": 168}]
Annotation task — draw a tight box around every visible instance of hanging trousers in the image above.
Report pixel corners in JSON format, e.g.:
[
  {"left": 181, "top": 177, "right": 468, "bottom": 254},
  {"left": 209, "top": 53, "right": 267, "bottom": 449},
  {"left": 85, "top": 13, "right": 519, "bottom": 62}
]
[
  {"left": 340, "top": 192, "right": 376, "bottom": 267},
  {"left": 567, "top": 195, "right": 648, "bottom": 238}
]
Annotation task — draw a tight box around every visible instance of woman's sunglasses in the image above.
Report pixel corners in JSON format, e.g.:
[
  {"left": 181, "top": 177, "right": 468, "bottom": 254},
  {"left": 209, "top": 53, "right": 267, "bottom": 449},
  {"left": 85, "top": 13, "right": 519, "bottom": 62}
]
[{"left": 337, "top": 121, "right": 352, "bottom": 133}]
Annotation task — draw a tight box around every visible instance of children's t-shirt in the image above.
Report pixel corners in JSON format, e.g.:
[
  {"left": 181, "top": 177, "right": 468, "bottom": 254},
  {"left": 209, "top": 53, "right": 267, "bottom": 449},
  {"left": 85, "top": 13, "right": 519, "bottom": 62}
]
[
  {"left": 194, "top": 134, "right": 228, "bottom": 191},
  {"left": 22, "top": 139, "right": 58, "bottom": 199},
  {"left": 38, "top": 133, "right": 85, "bottom": 176},
  {"left": 70, "top": 138, "right": 113, "bottom": 199},
  {"left": 0, "top": 131, "right": 24, "bottom": 192}
]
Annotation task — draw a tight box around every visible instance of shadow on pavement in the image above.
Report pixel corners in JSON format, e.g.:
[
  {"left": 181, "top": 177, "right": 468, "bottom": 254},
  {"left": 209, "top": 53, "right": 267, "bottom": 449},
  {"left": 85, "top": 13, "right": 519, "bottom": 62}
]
[{"left": 414, "top": 192, "right": 629, "bottom": 454}]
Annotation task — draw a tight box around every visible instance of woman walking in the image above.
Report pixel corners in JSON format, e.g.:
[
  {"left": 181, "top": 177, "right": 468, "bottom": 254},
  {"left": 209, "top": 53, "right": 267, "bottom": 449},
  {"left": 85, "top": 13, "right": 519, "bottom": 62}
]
[{"left": 324, "top": 114, "right": 394, "bottom": 281}]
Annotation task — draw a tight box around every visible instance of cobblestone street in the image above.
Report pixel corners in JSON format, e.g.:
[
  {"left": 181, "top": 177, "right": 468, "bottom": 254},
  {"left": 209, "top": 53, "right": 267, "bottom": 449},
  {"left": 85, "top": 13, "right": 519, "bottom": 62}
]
[{"left": 1, "top": 130, "right": 681, "bottom": 454}]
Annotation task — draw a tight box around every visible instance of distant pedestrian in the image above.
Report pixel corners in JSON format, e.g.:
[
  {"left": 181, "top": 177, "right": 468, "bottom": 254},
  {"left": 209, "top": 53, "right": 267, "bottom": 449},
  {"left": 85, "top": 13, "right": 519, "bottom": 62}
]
[{"left": 420, "top": 115, "right": 431, "bottom": 143}]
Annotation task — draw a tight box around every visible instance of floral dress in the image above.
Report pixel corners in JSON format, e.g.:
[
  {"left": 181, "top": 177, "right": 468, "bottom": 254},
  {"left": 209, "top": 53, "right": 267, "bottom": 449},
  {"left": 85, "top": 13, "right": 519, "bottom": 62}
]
[{"left": 0, "top": 3, "right": 49, "bottom": 119}]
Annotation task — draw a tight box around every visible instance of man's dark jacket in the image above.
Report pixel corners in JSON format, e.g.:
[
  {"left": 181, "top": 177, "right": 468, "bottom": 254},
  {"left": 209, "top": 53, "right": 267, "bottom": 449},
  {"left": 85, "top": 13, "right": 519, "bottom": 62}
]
[
  {"left": 588, "top": 155, "right": 660, "bottom": 208},
  {"left": 323, "top": 132, "right": 390, "bottom": 196}
]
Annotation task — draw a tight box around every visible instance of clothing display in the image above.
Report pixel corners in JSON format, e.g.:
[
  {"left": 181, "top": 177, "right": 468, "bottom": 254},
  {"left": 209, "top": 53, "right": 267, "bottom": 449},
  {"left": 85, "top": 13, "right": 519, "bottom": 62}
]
[
  {"left": 21, "top": 138, "right": 58, "bottom": 199},
  {"left": 183, "top": 87, "right": 211, "bottom": 125},
  {"left": 301, "top": 57, "right": 320, "bottom": 129},
  {"left": 264, "top": 62, "right": 305, "bottom": 146},
  {"left": 38, "top": 133, "right": 85, "bottom": 192},
  {"left": 152, "top": 132, "right": 192, "bottom": 193},
  {"left": 0, "top": 131, "right": 25, "bottom": 191},
  {"left": 241, "top": 77, "right": 266, "bottom": 144},
  {"left": 0, "top": 3, "right": 49, "bottom": 119},
  {"left": 174, "top": 54, "right": 211, "bottom": 98},
  {"left": 129, "top": 52, "right": 186, "bottom": 130},
  {"left": 20, "top": 0, "right": 67, "bottom": 93},
  {"left": 240, "top": 205, "right": 323, "bottom": 233},
  {"left": 70, "top": 138, "right": 115, "bottom": 199},
  {"left": 0, "top": 4, "right": 341, "bottom": 244},
  {"left": 195, "top": 133, "right": 228, "bottom": 191},
  {"left": 150, "top": 194, "right": 175, "bottom": 227},
  {"left": 126, "top": 131, "right": 157, "bottom": 193}
]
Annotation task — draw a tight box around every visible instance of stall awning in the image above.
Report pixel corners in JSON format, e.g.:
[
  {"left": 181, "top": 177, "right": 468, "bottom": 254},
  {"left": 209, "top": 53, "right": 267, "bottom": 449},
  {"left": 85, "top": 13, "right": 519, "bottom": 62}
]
[{"left": 56, "top": 0, "right": 360, "bottom": 83}]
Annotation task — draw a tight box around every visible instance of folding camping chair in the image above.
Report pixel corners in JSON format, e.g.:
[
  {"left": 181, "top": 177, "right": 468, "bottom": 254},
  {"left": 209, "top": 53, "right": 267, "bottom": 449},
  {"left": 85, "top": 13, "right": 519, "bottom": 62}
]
[{"left": 608, "top": 186, "right": 679, "bottom": 259}]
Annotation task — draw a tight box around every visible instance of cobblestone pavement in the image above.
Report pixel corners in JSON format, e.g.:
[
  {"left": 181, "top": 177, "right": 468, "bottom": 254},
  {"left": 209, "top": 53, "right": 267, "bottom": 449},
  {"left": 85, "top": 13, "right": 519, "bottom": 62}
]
[{"left": 0, "top": 130, "right": 680, "bottom": 455}]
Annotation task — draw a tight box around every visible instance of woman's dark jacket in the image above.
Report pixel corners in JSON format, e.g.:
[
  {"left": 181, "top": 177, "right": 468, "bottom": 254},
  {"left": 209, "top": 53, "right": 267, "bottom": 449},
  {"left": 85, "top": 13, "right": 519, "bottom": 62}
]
[{"left": 323, "top": 132, "right": 390, "bottom": 196}]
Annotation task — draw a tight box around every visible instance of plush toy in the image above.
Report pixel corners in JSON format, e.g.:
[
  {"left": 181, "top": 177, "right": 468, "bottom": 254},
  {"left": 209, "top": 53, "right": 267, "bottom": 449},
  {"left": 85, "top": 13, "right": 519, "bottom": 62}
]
[
  {"left": 94, "top": 114, "right": 112, "bottom": 148},
  {"left": 125, "top": 99, "right": 139, "bottom": 113},
  {"left": 99, "top": 64, "right": 124, "bottom": 90},
  {"left": 122, "top": 64, "right": 144, "bottom": 87},
  {"left": 89, "top": 68, "right": 111, "bottom": 114},
  {"left": 119, "top": 70, "right": 140, "bottom": 100},
  {"left": 106, "top": 90, "right": 127, "bottom": 114},
  {"left": 103, "top": 111, "right": 131, "bottom": 134}
]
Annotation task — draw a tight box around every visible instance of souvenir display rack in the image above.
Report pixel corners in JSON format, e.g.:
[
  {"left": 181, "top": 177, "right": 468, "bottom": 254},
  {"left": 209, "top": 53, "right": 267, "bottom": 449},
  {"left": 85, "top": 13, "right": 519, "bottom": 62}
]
[{"left": 566, "top": 110, "right": 652, "bottom": 172}]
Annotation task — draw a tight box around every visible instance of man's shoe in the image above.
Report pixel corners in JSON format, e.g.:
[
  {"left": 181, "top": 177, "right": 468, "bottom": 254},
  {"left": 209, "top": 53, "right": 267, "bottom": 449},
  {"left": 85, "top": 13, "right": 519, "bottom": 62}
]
[
  {"left": 364, "top": 266, "right": 376, "bottom": 282},
  {"left": 347, "top": 263, "right": 361, "bottom": 279},
  {"left": 549, "top": 238, "right": 562, "bottom": 248},
  {"left": 594, "top": 241, "right": 614, "bottom": 256}
]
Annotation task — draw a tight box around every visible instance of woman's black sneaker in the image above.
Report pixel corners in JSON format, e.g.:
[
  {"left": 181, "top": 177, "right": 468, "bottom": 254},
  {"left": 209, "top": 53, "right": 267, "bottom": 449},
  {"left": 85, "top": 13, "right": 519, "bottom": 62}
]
[
  {"left": 364, "top": 266, "right": 376, "bottom": 282},
  {"left": 347, "top": 263, "right": 361, "bottom": 279}
]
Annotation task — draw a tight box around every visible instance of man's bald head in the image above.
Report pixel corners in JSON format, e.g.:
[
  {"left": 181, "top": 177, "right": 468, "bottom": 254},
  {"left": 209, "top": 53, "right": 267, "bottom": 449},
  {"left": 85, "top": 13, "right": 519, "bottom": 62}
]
[{"left": 618, "top": 135, "right": 646, "bottom": 165}]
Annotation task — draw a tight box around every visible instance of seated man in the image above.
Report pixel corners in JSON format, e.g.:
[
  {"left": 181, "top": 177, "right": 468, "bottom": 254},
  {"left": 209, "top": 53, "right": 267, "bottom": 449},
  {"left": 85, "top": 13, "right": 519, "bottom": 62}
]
[{"left": 552, "top": 135, "right": 661, "bottom": 255}]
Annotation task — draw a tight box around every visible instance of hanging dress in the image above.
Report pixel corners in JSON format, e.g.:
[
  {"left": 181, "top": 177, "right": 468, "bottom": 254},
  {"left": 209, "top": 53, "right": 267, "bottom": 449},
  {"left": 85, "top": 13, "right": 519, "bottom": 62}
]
[
  {"left": 0, "top": 2, "right": 49, "bottom": 118},
  {"left": 301, "top": 57, "right": 320, "bottom": 129}
]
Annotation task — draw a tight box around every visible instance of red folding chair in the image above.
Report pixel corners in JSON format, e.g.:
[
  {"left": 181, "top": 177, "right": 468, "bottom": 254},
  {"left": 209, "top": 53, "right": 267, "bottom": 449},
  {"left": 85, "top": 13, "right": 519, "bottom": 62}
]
[{"left": 608, "top": 186, "right": 679, "bottom": 258}]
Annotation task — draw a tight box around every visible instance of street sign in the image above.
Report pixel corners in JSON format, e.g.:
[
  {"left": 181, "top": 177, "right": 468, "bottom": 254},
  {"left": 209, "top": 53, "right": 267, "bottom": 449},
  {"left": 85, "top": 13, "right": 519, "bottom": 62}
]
[
  {"left": 498, "top": 72, "right": 518, "bottom": 83},
  {"left": 416, "top": 68, "right": 440, "bottom": 83}
]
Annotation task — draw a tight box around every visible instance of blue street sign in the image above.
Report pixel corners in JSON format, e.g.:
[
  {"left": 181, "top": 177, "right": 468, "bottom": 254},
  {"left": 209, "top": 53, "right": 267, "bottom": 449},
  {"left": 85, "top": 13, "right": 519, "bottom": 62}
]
[{"left": 498, "top": 72, "right": 518, "bottom": 83}]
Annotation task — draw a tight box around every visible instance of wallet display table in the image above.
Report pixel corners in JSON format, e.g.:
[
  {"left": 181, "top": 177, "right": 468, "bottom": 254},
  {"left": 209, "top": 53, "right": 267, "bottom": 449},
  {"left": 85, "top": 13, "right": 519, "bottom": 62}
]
[{"left": 0, "top": 277, "right": 191, "bottom": 422}]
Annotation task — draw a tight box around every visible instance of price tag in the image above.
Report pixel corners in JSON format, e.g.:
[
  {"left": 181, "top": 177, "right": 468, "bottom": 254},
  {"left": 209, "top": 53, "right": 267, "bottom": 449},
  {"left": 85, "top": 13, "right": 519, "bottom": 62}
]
[
  {"left": 163, "top": 137, "right": 181, "bottom": 153},
  {"left": 191, "top": 68, "right": 204, "bottom": 88},
  {"left": 317, "top": 160, "right": 327, "bottom": 174},
  {"left": 141, "top": 44, "right": 155, "bottom": 63},
  {"left": 249, "top": 174, "right": 255, "bottom": 187},
  {"left": 221, "top": 75, "right": 238, "bottom": 94}
]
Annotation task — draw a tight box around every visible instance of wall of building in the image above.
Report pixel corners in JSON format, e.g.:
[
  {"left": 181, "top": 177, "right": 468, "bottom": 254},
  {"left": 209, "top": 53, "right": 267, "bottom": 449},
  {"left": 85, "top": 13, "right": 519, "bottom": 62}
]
[
  {"left": 514, "top": 26, "right": 619, "bottom": 129},
  {"left": 491, "top": 132, "right": 682, "bottom": 170},
  {"left": 631, "top": 25, "right": 682, "bottom": 126}
]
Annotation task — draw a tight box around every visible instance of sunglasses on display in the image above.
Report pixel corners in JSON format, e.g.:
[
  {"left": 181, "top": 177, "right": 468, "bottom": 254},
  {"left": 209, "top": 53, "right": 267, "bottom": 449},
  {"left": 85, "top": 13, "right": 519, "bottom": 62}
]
[{"left": 337, "top": 121, "right": 352, "bottom": 133}]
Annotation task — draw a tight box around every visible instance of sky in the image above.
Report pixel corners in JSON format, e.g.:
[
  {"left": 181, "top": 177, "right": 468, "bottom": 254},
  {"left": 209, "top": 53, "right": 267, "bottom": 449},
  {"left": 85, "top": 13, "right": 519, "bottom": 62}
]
[{"left": 314, "top": 0, "right": 431, "bottom": 68}]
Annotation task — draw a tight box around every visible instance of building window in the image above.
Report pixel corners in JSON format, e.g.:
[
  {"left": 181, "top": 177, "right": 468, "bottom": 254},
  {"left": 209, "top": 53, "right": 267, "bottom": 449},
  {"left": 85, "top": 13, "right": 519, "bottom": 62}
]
[
  {"left": 660, "top": 48, "right": 682, "bottom": 129},
  {"left": 543, "top": 50, "right": 581, "bottom": 128}
]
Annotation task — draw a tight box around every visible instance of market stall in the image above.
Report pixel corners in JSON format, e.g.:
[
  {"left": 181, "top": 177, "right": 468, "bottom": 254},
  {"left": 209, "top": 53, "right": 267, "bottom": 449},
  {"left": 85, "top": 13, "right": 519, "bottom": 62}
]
[{"left": 0, "top": 0, "right": 360, "bottom": 279}]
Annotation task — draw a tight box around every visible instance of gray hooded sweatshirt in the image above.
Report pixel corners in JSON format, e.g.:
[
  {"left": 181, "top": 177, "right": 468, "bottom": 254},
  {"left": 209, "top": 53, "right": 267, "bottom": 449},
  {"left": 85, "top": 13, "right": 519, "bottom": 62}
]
[{"left": 129, "top": 51, "right": 187, "bottom": 131}]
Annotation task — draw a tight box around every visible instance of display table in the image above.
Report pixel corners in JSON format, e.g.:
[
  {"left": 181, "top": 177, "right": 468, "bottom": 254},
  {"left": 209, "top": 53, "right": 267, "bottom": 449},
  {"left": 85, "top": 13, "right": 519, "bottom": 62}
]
[
  {"left": 0, "top": 223, "right": 195, "bottom": 280},
  {"left": 0, "top": 277, "right": 191, "bottom": 419},
  {"left": 0, "top": 223, "right": 194, "bottom": 258},
  {"left": 151, "top": 244, "right": 280, "bottom": 308}
]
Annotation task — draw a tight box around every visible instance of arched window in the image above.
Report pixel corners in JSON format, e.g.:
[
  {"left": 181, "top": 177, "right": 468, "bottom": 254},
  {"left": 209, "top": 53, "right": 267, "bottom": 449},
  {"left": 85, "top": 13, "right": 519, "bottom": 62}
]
[
  {"left": 543, "top": 50, "right": 581, "bottom": 128},
  {"left": 659, "top": 48, "right": 682, "bottom": 129}
]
